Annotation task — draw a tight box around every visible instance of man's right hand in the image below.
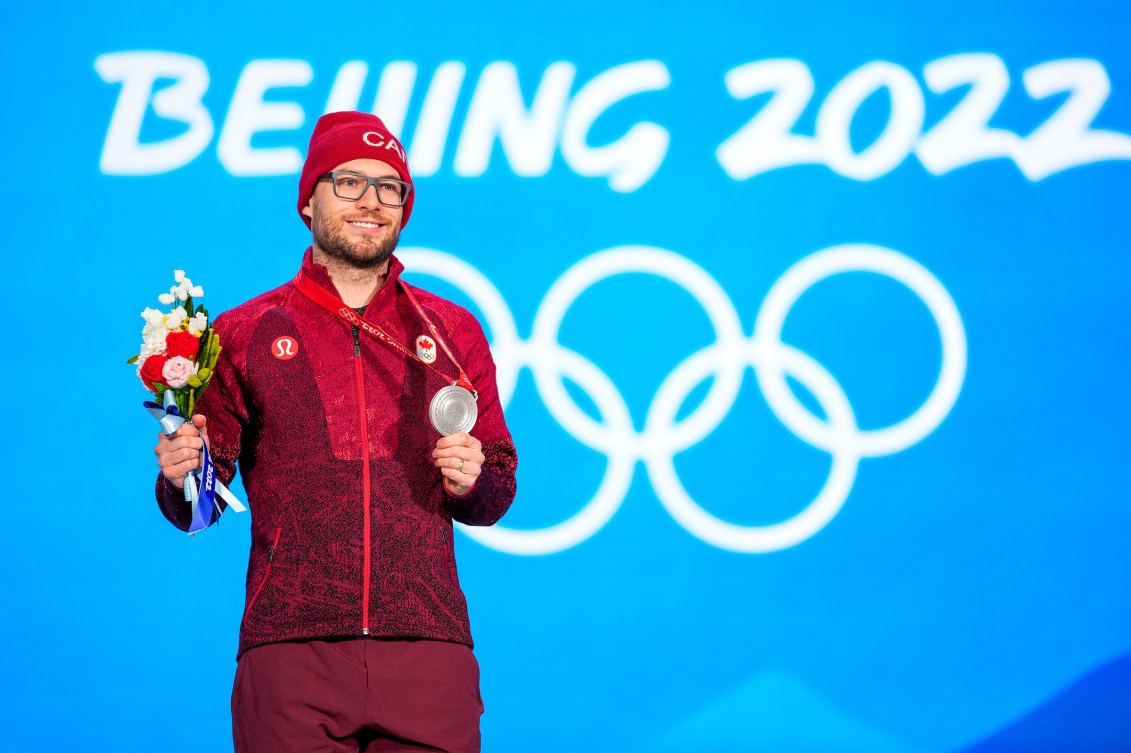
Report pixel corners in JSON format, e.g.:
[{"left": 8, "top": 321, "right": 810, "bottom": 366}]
[{"left": 155, "top": 414, "right": 209, "bottom": 489}]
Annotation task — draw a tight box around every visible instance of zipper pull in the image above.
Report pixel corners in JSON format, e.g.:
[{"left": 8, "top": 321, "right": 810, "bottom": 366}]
[
  {"left": 268, "top": 544, "right": 276, "bottom": 564},
  {"left": 352, "top": 325, "right": 361, "bottom": 357}
]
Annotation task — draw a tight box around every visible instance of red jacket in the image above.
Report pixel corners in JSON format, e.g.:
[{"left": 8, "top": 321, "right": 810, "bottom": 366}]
[{"left": 157, "top": 250, "right": 517, "bottom": 658}]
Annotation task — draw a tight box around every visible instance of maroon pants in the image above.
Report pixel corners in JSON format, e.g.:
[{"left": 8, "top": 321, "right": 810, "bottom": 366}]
[{"left": 231, "top": 638, "right": 483, "bottom": 753}]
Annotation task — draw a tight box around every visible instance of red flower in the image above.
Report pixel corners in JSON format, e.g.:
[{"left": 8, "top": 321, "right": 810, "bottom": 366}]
[
  {"left": 166, "top": 330, "right": 201, "bottom": 360},
  {"left": 139, "top": 354, "right": 169, "bottom": 393}
]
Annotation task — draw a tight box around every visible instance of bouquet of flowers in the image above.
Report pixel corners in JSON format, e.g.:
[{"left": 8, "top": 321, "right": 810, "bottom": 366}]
[
  {"left": 129, "top": 270, "right": 244, "bottom": 532},
  {"left": 129, "top": 270, "right": 220, "bottom": 418}
]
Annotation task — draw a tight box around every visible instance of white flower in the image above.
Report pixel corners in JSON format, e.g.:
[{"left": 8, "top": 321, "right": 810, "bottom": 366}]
[
  {"left": 188, "top": 311, "right": 209, "bottom": 336},
  {"left": 141, "top": 307, "right": 165, "bottom": 327},
  {"left": 173, "top": 276, "right": 202, "bottom": 301},
  {"left": 139, "top": 307, "right": 171, "bottom": 359},
  {"left": 141, "top": 322, "right": 167, "bottom": 348},
  {"left": 166, "top": 306, "right": 189, "bottom": 330},
  {"left": 158, "top": 292, "right": 175, "bottom": 305},
  {"left": 139, "top": 339, "right": 166, "bottom": 362},
  {"left": 162, "top": 271, "right": 204, "bottom": 300}
]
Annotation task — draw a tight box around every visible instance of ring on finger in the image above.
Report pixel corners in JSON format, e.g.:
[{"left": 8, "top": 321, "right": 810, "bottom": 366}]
[{"left": 457, "top": 459, "right": 465, "bottom": 472}]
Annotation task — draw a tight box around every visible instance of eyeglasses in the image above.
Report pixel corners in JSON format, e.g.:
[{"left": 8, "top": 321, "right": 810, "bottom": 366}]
[{"left": 320, "top": 171, "right": 412, "bottom": 207}]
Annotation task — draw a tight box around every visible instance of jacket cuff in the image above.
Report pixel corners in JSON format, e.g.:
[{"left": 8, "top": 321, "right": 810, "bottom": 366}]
[
  {"left": 444, "top": 464, "right": 513, "bottom": 526},
  {"left": 155, "top": 473, "right": 193, "bottom": 531}
]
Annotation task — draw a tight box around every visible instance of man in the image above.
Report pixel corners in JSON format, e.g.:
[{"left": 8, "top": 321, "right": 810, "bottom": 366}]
[{"left": 153, "top": 110, "right": 518, "bottom": 753}]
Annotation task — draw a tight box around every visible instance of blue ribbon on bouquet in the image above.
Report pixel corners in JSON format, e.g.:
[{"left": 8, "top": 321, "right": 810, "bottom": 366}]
[{"left": 144, "top": 391, "right": 246, "bottom": 533}]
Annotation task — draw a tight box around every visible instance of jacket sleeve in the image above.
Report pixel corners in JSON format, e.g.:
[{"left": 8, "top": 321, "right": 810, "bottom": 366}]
[
  {"left": 443, "top": 313, "right": 517, "bottom": 526},
  {"left": 155, "top": 313, "right": 250, "bottom": 531}
]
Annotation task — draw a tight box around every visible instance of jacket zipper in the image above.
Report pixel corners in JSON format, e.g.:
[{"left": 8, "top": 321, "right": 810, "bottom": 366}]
[
  {"left": 243, "top": 526, "right": 282, "bottom": 623},
  {"left": 353, "top": 324, "right": 372, "bottom": 636}
]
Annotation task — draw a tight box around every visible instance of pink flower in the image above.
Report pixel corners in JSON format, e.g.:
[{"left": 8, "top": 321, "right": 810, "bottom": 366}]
[{"left": 161, "top": 356, "right": 197, "bottom": 388}]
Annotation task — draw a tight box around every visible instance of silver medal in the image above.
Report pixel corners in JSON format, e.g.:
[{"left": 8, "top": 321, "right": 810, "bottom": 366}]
[{"left": 430, "top": 384, "right": 478, "bottom": 435}]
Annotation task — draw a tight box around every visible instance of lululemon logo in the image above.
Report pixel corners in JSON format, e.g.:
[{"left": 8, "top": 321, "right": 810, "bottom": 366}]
[{"left": 272, "top": 336, "right": 299, "bottom": 360}]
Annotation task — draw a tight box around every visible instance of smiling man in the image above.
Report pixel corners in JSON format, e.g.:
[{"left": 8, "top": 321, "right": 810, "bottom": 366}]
[{"left": 152, "top": 111, "right": 518, "bottom": 753}]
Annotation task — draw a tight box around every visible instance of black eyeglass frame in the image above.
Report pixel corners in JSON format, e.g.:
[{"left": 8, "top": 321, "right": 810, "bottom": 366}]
[{"left": 319, "top": 171, "right": 412, "bottom": 207}]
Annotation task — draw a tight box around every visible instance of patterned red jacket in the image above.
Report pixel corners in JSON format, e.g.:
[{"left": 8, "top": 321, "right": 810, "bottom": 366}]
[{"left": 156, "top": 250, "right": 517, "bottom": 658}]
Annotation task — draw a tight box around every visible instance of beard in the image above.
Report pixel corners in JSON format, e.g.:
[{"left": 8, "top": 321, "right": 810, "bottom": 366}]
[{"left": 312, "top": 212, "right": 401, "bottom": 269}]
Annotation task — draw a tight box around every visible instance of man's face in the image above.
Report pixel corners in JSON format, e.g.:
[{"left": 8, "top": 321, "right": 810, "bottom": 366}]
[{"left": 303, "top": 158, "right": 406, "bottom": 269}]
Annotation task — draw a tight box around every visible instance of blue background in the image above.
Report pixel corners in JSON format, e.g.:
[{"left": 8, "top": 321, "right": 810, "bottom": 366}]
[{"left": 2, "top": 1, "right": 1129, "bottom": 751}]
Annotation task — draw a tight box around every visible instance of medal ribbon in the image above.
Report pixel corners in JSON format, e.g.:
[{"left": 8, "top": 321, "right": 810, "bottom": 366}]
[{"left": 293, "top": 268, "right": 476, "bottom": 394}]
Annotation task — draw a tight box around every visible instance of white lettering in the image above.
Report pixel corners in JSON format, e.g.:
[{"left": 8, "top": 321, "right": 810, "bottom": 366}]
[
  {"left": 94, "top": 51, "right": 214, "bottom": 175},
  {"left": 323, "top": 60, "right": 417, "bottom": 146},
  {"left": 716, "top": 59, "right": 823, "bottom": 179},
  {"left": 815, "top": 60, "right": 924, "bottom": 180},
  {"left": 372, "top": 62, "right": 417, "bottom": 138},
  {"left": 217, "top": 59, "right": 312, "bottom": 176},
  {"left": 408, "top": 62, "right": 467, "bottom": 177},
  {"left": 454, "top": 61, "right": 576, "bottom": 177},
  {"left": 95, "top": 53, "right": 1131, "bottom": 184},
  {"left": 717, "top": 55, "right": 1131, "bottom": 182},
  {"left": 561, "top": 60, "right": 671, "bottom": 192},
  {"left": 324, "top": 60, "right": 370, "bottom": 114},
  {"left": 362, "top": 131, "right": 407, "bottom": 163},
  {"left": 916, "top": 54, "right": 1024, "bottom": 175},
  {"left": 1017, "top": 58, "right": 1131, "bottom": 180}
]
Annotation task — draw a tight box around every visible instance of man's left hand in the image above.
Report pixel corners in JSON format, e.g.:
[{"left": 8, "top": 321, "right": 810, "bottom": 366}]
[{"left": 433, "top": 433, "right": 484, "bottom": 497}]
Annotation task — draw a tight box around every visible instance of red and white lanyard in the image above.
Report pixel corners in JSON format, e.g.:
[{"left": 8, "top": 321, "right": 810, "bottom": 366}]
[{"left": 293, "top": 269, "right": 476, "bottom": 394}]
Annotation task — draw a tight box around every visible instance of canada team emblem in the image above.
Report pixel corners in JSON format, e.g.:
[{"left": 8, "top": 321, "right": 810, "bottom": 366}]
[{"left": 416, "top": 335, "right": 436, "bottom": 363}]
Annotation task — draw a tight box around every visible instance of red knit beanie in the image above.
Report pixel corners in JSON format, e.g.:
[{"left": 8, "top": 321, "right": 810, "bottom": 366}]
[{"left": 297, "top": 111, "right": 414, "bottom": 228}]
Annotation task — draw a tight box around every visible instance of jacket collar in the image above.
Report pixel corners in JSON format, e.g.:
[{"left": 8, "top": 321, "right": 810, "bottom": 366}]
[{"left": 299, "top": 246, "right": 406, "bottom": 307}]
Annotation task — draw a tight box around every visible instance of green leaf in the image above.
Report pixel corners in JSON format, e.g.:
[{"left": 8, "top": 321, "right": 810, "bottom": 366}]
[
  {"left": 173, "top": 389, "right": 188, "bottom": 418},
  {"left": 126, "top": 354, "right": 139, "bottom": 364},
  {"left": 199, "top": 332, "right": 221, "bottom": 371},
  {"left": 184, "top": 294, "right": 194, "bottom": 318}
]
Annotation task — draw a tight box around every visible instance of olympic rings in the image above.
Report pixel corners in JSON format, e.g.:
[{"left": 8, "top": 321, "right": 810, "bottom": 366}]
[{"left": 399, "top": 244, "right": 967, "bottom": 555}]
